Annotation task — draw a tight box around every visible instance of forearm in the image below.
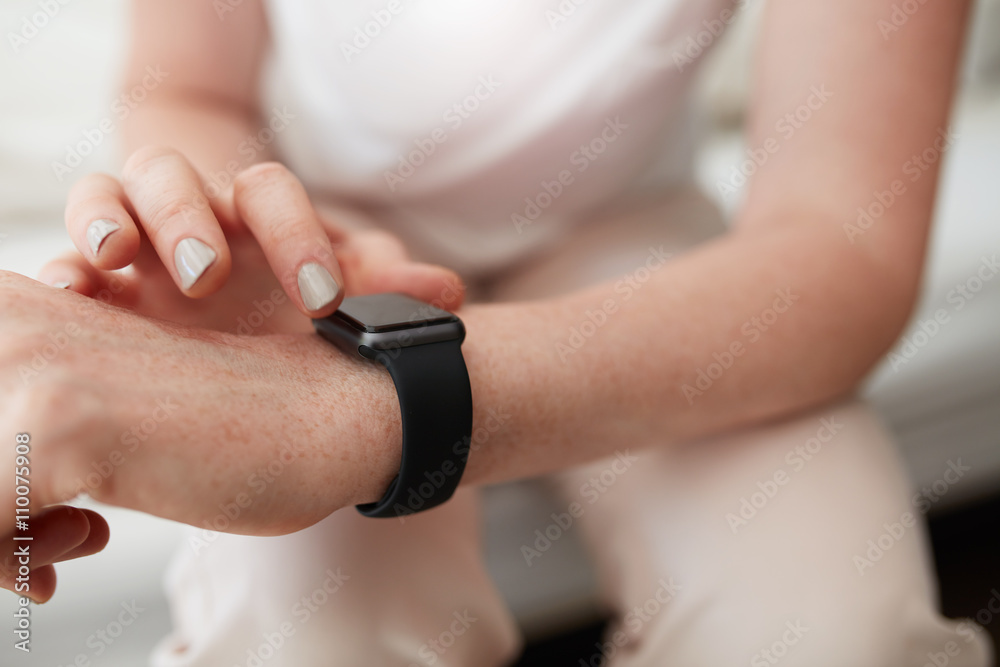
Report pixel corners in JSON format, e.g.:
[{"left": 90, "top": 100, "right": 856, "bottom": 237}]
[
  {"left": 455, "top": 221, "right": 915, "bottom": 487},
  {"left": 449, "top": 0, "right": 971, "bottom": 490},
  {"left": 122, "top": 95, "right": 267, "bottom": 181},
  {"left": 121, "top": 0, "right": 268, "bottom": 178}
]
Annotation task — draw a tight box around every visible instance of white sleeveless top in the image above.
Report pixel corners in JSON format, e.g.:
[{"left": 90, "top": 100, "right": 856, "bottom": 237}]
[{"left": 263, "top": 0, "right": 727, "bottom": 273}]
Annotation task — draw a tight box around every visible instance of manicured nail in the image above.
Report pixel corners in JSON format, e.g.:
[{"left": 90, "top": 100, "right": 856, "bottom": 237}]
[
  {"left": 86, "top": 219, "right": 120, "bottom": 257},
  {"left": 51, "top": 281, "right": 71, "bottom": 289},
  {"left": 297, "top": 263, "right": 341, "bottom": 311},
  {"left": 174, "top": 238, "right": 216, "bottom": 290}
]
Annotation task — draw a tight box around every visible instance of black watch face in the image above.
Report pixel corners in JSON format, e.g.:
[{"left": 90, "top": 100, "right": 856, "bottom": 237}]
[{"left": 336, "top": 293, "right": 457, "bottom": 333}]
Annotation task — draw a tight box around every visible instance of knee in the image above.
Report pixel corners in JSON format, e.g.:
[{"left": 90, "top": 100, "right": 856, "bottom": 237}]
[
  {"left": 781, "top": 598, "right": 990, "bottom": 667},
  {"left": 612, "top": 593, "right": 991, "bottom": 667}
]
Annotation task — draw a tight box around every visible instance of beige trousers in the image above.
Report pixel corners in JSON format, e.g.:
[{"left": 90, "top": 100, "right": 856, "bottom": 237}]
[{"left": 151, "top": 190, "right": 994, "bottom": 667}]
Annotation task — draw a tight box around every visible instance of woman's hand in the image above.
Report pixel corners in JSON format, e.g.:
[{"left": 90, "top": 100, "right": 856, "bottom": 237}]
[
  {"left": 0, "top": 506, "right": 109, "bottom": 604},
  {"left": 40, "top": 147, "right": 464, "bottom": 332},
  {"left": 8, "top": 148, "right": 461, "bottom": 603},
  {"left": 0, "top": 270, "right": 400, "bottom": 601}
]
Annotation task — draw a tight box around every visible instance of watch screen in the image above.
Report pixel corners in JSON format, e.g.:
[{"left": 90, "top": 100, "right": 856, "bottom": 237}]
[{"left": 335, "top": 293, "right": 457, "bottom": 333}]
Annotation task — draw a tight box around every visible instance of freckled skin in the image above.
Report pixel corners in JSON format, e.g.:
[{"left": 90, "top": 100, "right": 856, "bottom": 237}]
[{"left": 0, "top": 272, "right": 399, "bottom": 539}]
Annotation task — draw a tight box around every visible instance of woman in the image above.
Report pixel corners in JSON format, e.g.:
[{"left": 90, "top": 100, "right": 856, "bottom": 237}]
[{"left": 0, "top": 0, "right": 991, "bottom": 664}]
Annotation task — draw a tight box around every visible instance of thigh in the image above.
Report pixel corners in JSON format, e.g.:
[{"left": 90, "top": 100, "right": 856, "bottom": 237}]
[
  {"left": 551, "top": 400, "right": 994, "bottom": 667},
  {"left": 485, "top": 187, "right": 992, "bottom": 666},
  {"left": 151, "top": 488, "right": 521, "bottom": 667}
]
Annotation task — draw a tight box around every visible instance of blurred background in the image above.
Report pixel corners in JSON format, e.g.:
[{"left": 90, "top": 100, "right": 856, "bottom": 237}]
[{"left": 0, "top": 1, "right": 998, "bottom": 665}]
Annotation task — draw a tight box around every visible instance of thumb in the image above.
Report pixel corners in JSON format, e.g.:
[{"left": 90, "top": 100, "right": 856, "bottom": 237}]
[{"left": 336, "top": 230, "right": 466, "bottom": 310}]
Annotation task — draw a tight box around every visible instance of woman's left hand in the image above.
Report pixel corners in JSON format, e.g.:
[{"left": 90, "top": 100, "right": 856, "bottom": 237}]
[{"left": 0, "top": 270, "right": 397, "bottom": 602}]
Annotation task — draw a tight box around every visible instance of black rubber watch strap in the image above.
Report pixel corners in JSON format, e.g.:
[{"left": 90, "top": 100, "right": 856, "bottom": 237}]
[{"left": 357, "top": 339, "right": 473, "bottom": 518}]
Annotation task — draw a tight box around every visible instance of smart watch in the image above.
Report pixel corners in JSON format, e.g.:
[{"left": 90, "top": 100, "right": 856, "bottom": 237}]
[{"left": 312, "top": 293, "right": 473, "bottom": 519}]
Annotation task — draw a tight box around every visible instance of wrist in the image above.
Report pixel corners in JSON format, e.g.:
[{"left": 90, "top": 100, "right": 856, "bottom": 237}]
[
  {"left": 458, "top": 302, "right": 547, "bottom": 487},
  {"left": 457, "top": 296, "right": 623, "bottom": 488},
  {"left": 254, "top": 332, "right": 402, "bottom": 512}
]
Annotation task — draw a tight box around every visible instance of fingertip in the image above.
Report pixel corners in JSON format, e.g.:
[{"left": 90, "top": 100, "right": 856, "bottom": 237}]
[
  {"left": 54, "top": 509, "right": 110, "bottom": 563},
  {"left": 87, "top": 217, "right": 141, "bottom": 271},
  {"left": 55, "top": 505, "right": 91, "bottom": 532},
  {"left": 37, "top": 505, "right": 91, "bottom": 554},
  {"left": 37, "top": 259, "right": 98, "bottom": 297},
  {"left": 174, "top": 238, "right": 232, "bottom": 299},
  {"left": 374, "top": 264, "right": 467, "bottom": 311},
  {"left": 24, "top": 565, "right": 56, "bottom": 604},
  {"left": 66, "top": 173, "right": 141, "bottom": 271},
  {"left": 436, "top": 270, "right": 466, "bottom": 310},
  {"left": 296, "top": 261, "right": 344, "bottom": 318},
  {"left": 37, "top": 252, "right": 139, "bottom": 305},
  {"left": 78, "top": 509, "right": 110, "bottom": 543}
]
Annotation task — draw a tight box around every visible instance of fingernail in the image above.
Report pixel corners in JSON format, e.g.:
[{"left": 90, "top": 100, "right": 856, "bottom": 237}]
[
  {"left": 174, "top": 238, "right": 217, "bottom": 290},
  {"left": 51, "top": 281, "right": 71, "bottom": 289},
  {"left": 297, "top": 262, "right": 341, "bottom": 311},
  {"left": 86, "top": 219, "right": 120, "bottom": 257}
]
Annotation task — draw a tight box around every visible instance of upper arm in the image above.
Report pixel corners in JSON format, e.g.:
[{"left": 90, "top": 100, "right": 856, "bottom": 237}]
[
  {"left": 125, "top": 0, "right": 268, "bottom": 116},
  {"left": 737, "top": 0, "right": 971, "bottom": 288}
]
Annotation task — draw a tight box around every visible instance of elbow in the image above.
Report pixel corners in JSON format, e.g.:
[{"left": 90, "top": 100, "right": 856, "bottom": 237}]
[{"left": 825, "top": 247, "right": 926, "bottom": 399}]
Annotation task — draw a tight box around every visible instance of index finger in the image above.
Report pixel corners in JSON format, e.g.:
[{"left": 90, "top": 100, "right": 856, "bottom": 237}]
[
  {"left": 122, "top": 147, "right": 233, "bottom": 298},
  {"left": 233, "top": 163, "right": 345, "bottom": 317}
]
